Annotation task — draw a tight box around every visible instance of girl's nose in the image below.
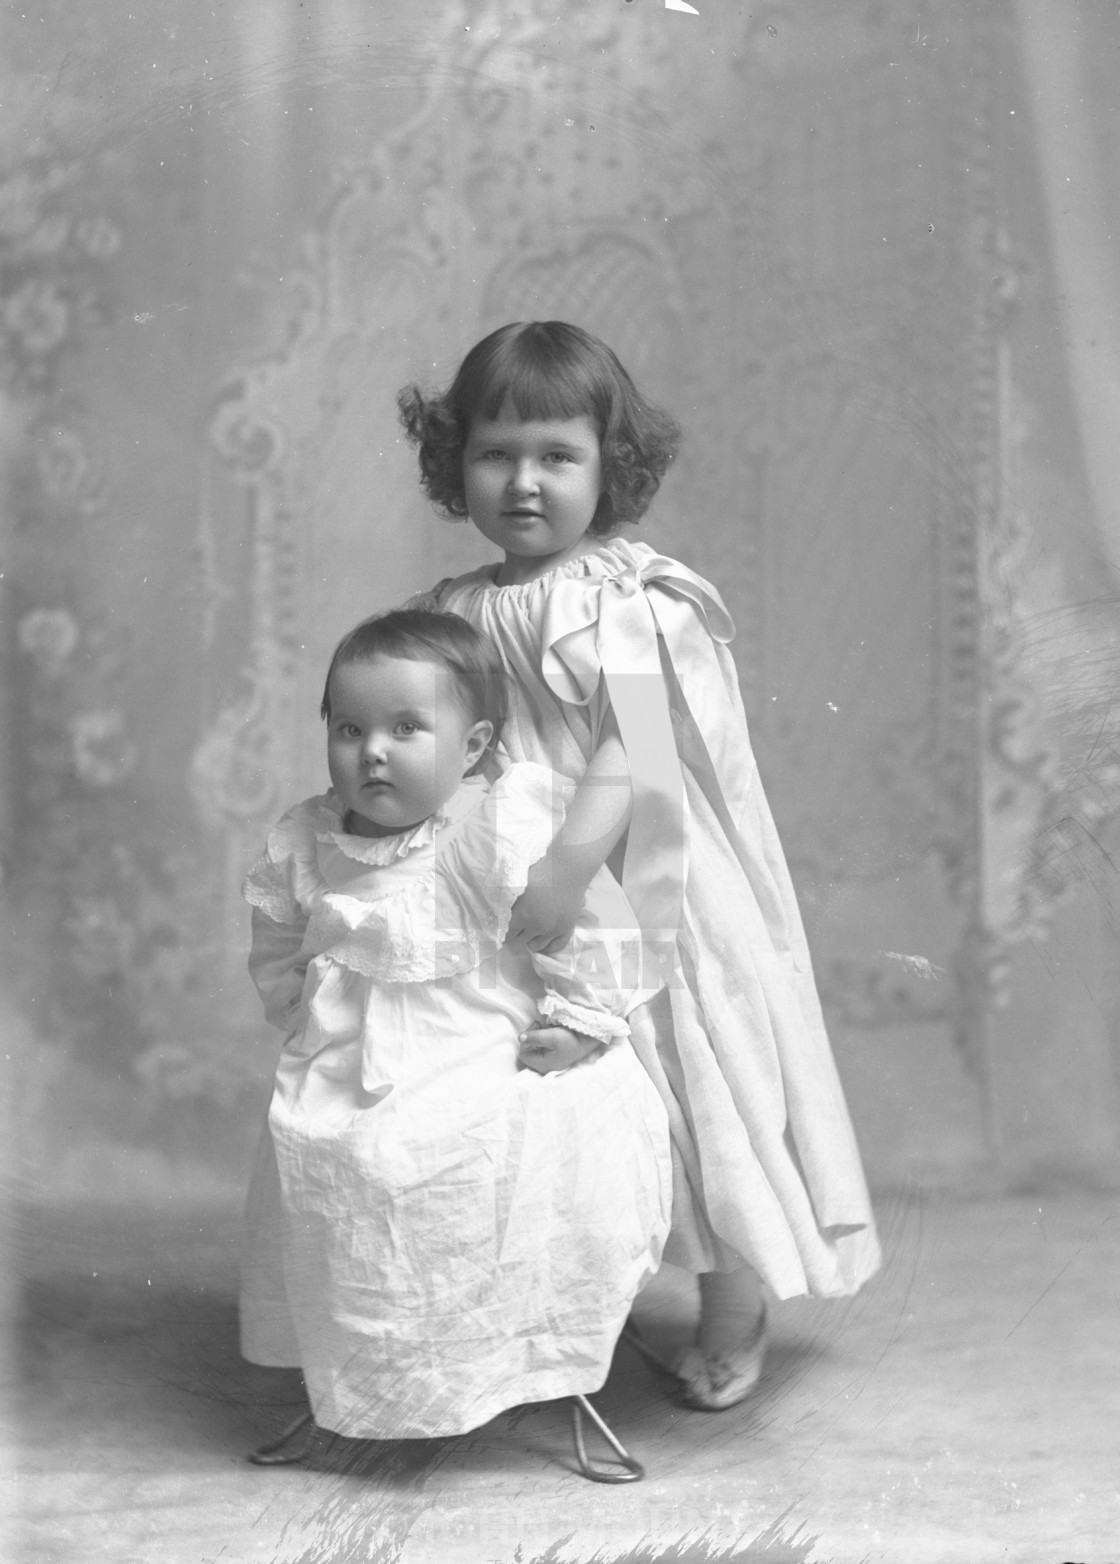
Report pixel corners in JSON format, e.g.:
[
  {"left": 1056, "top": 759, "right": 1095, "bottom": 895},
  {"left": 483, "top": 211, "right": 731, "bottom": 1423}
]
[{"left": 508, "top": 459, "right": 539, "bottom": 495}]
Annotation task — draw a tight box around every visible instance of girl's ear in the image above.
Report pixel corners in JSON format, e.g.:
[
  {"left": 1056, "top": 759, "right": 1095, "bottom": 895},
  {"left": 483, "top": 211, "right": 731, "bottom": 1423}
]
[{"left": 463, "top": 720, "right": 495, "bottom": 774}]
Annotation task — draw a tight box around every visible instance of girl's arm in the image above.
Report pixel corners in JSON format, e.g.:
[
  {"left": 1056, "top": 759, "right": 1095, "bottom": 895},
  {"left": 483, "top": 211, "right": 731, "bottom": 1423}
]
[
  {"left": 517, "top": 854, "right": 663, "bottom": 1073},
  {"left": 506, "top": 715, "right": 632, "bottom": 951}
]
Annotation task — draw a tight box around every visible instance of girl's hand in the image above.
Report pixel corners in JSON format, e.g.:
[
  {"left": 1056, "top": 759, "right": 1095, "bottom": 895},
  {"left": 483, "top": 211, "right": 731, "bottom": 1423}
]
[
  {"left": 517, "top": 1025, "right": 601, "bottom": 1074},
  {"left": 506, "top": 856, "right": 587, "bottom": 952}
]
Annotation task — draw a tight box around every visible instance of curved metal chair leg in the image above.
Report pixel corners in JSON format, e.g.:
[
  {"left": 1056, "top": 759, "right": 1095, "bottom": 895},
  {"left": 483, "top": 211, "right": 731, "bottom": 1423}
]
[
  {"left": 570, "top": 1395, "right": 645, "bottom": 1484},
  {"left": 247, "top": 1409, "right": 314, "bottom": 1466}
]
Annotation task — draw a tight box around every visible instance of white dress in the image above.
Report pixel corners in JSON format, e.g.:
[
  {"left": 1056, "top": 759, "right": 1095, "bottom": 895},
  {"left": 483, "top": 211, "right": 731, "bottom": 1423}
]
[
  {"left": 239, "top": 763, "right": 672, "bottom": 1439},
  {"left": 422, "top": 539, "right": 881, "bottom": 1299}
]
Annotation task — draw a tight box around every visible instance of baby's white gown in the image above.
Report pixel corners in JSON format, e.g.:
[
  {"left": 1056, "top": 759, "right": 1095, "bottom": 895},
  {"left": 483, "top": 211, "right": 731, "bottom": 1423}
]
[{"left": 240, "top": 763, "right": 672, "bottom": 1439}]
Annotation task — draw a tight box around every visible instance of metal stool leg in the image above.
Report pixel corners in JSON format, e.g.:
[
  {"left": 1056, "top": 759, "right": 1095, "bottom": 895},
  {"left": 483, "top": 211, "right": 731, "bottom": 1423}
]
[
  {"left": 570, "top": 1395, "right": 645, "bottom": 1484},
  {"left": 248, "top": 1398, "right": 646, "bottom": 1481},
  {"left": 247, "top": 1409, "right": 314, "bottom": 1466}
]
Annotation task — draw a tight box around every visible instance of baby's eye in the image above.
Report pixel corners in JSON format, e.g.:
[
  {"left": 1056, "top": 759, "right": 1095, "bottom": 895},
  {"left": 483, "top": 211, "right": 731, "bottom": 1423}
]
[
  {"left": 337, "top": 722, "right": 362, "bottom": 739},
  {"left": 395, "top": 721, "right": 420, "bottom": 736}
]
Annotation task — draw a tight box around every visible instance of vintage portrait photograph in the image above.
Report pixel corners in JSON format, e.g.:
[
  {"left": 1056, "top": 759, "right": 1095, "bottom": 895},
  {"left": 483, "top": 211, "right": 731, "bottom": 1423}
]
[{"left": 3, "top": 2, "right": 1118, "bottom": 1560}]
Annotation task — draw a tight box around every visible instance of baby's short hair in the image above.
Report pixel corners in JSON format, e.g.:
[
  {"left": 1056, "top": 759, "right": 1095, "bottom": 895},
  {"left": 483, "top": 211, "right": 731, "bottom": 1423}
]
[
  {"left": 321, "top": 608, "right": 509, "bottom": 763},
  {"left": 398, "top": 320, "right": 682, "bottom": 535}
]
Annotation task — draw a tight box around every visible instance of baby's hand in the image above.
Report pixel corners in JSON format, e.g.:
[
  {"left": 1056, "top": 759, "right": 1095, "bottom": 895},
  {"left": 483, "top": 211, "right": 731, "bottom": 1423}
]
[{"left": 517, "top": 1025, "right": 601, "bottom": 1075}]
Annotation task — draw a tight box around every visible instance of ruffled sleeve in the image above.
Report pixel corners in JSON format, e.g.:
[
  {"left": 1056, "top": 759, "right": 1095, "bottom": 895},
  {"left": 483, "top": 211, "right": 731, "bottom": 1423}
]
[
  {"left": 242, "top": 796, "right": 337, "bottom": 1032},
  {"left": 530, "top": 863, "right": 665, "bottom": 1046},
  {"left": 434, "top": 762, "right": 570, "bottom": 953},
  {"left": 241, "top": 796, "right": 336, "bottom": 924}
]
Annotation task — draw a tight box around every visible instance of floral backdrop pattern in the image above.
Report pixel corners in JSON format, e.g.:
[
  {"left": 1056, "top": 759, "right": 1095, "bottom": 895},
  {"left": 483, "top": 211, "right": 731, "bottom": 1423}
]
[{"left": 2, "top": 0, "right": 1119, "bottom": 1197}]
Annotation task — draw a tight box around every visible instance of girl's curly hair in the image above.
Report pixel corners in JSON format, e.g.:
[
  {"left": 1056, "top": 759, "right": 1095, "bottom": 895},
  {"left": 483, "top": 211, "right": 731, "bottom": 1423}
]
[{"left": 397, "top": 321, "right": 682, "bottom": 535}]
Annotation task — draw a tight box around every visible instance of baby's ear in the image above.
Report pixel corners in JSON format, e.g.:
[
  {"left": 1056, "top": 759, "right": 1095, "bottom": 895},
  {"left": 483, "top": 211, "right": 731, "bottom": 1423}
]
[{"left": 463, "top": 719, "right": 495, "bottom": 773}]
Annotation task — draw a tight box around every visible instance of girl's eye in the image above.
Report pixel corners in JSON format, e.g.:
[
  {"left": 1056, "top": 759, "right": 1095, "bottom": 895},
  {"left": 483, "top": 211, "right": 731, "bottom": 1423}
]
[{"left": 544, "top": 451, "right": 574, "bottom": 464}]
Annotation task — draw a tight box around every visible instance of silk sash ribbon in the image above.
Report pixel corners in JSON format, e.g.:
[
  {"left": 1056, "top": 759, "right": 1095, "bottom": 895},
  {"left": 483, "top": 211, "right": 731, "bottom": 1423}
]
[{"left": 542, "top": 551, "right": 735, "bottom": 943}]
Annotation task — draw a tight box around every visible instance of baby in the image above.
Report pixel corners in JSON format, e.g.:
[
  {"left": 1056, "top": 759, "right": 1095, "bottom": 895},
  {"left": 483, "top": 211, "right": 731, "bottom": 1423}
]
[{"left": 238, "top": 608, "right": 671, "bottom": 1477}]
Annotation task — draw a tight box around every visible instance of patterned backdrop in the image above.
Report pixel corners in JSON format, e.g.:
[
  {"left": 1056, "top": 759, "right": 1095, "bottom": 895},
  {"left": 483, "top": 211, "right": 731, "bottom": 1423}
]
[{"left": 3, "top": 0, "right": 1118, "bottom": 1196}]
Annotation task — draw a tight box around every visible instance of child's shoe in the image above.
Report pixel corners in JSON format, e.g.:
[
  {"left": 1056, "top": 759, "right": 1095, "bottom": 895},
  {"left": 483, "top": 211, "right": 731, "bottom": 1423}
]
[{"left": 674, "top": 1301, "right": 768, "bottom": 1410}]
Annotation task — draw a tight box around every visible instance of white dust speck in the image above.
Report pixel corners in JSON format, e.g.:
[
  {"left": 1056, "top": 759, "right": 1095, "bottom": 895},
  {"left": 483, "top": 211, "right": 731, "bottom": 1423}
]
[{"left": 884, "top": 951, "right": 944, "bottom": 981}]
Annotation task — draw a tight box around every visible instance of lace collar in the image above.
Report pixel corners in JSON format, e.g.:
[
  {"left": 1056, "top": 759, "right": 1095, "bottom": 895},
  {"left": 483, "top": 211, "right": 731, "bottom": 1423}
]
[{"left": 312, "top": 777, "right": 489, "bottom": 866}]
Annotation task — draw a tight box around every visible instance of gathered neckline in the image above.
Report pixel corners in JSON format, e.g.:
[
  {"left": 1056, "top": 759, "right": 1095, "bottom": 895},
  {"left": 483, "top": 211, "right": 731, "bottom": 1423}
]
[{"left": 477, "top": 535, "right": 650, "bottom": 597}]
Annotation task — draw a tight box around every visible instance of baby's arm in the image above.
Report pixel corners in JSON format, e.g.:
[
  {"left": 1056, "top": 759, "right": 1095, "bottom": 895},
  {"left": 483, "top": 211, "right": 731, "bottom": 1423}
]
[
  {"left": 248, "top": 905, "right": 310, "bottom": 1034},
  {"left": 506, "top": 713, "right": 632, "bottom": 951}
]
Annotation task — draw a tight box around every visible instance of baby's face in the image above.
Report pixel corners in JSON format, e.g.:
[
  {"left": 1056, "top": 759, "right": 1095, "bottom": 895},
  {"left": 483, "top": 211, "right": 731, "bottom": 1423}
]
[{"left": 326, "top": 656, "right": 491, "bottom": 837}]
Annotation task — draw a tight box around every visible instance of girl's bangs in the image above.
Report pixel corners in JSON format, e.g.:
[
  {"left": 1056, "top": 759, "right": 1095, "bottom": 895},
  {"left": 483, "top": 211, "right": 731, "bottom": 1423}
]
[{"left": 468, "top": 346, "right": 602, "bottom": 426}]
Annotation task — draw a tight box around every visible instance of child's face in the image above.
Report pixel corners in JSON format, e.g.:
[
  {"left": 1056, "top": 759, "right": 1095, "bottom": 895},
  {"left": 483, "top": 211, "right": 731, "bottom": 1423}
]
[
  {"left": 326, "top": 656, "right": 492, "bottom": 837},
  {"left": 462, "top": 408, "right": 603, "bottom": 578}
]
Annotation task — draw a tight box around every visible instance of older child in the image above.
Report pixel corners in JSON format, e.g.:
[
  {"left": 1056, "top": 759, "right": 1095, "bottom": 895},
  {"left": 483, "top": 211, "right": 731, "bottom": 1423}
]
[{"left": 400, "top": 321, "right": 880, "bottom": 1410}]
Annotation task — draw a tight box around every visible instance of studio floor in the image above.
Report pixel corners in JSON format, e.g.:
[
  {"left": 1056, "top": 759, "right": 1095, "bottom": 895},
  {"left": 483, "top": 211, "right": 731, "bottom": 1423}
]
[{"left": 6, "top": 1186, "right": 1118, "bottom": 1564}]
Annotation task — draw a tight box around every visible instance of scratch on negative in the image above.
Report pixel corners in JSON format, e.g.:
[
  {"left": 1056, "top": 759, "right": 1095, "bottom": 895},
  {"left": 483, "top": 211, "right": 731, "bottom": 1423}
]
[
  {"left": 1004, "top": 1252, "right": 1081, "bottom": 1339},
  {"left": 1005, "top": 1215, "right": 1114, "bottom": 1338}
]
